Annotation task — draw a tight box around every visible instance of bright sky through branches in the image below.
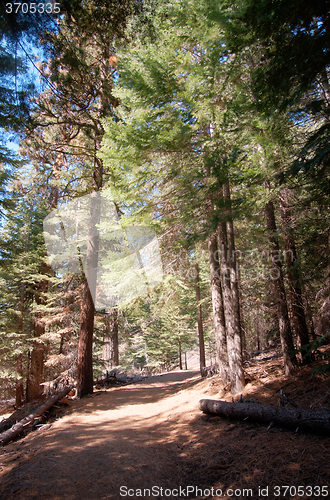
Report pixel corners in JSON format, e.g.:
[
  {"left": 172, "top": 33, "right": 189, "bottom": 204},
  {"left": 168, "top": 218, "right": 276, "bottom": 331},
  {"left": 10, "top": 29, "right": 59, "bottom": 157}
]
[{"left": 43, "top": 189, "right": 163, "bottom": 310}]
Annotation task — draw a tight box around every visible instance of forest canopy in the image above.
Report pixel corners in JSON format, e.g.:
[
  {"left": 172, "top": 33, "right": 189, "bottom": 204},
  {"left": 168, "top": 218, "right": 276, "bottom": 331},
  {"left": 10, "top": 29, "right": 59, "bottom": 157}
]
[{"left": 0, "top": 0, "right": 329, "bottom": 403}]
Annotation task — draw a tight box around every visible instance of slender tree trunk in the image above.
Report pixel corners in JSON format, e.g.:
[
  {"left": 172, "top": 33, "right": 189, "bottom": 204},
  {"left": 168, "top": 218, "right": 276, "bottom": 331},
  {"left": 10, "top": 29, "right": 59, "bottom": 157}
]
[
  {"left": 237, "top": 268, "right": 247, "bottom": 359},
  {"left": 205, "top": 133, "right": 242, "bottom": 390},
  {"left": 103, "top": 308, "right": 119, "bottom": 374},
  {"left": 77, "top": 190, "right": 101, "bottom": 398},
  {"left": 26, "top": 173, "right": 59, "bottom": 402},
  {"left": 218, "top": 185, "right": 245, "bottom": 394},
  {"left": 279, "top": 189, "right": 311, "bottom": 362},
  {"left": 208, "top": 233, "right": 230, "bottom": 384},
  {"left": 16, "top": 283, "right": 25, "bottom": 406},
  {"left": 26, "top": 275, "right": 48, "bottom": 401},
  {"left": 223, "top": 183, "right": 245, "bottom": 390},
  {"left": 179, "top": 337, "right": 183, "bottom": 370},
  {"left": 265, "top": 198, "right": 298, "bottom": 375},
  {"left": 16, "top": 354, "right": 24, "bottom": 406},
  {"left": 256, "top": 309, "right": 260, "bottom": 351},
  {"left": 111, "top": 309, "right": 119, "bottom": 367},
  {"left": 195, "top": 262, "right": 206, "bottom": 376},
  {"left": 223, "top": 184, "right": 242, "bottom": 339},
  {"left": 305, "top": 294, "right": 317, "bottom": 340},
  {"left": 77, "top": 51, "right": 110, "bottom": 398}
]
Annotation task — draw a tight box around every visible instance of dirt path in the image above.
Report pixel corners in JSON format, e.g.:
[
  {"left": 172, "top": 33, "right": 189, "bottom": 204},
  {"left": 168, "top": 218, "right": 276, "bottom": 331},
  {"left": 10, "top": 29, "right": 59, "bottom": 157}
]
[
  {"left": 0, "top": 370, "right": 208, "bottom": 500},
  {"left": 1, "top": 354, "right": 330, "bottom": 500}
]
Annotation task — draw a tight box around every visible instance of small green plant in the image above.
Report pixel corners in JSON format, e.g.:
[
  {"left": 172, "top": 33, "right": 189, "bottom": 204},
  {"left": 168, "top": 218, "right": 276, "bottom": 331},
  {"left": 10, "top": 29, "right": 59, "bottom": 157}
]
[{"left": 300, "top": 333, "right": 330, "bottom": 376}]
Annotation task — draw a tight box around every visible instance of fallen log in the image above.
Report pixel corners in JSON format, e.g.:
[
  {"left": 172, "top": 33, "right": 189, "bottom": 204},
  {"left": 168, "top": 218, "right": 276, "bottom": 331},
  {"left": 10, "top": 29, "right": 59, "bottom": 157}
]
[
  {"left": 0, "top": 386, "right": 72, "bottom": 446},
  {"left": 198, "top": 399, "right": 330, "bottom": 435}
]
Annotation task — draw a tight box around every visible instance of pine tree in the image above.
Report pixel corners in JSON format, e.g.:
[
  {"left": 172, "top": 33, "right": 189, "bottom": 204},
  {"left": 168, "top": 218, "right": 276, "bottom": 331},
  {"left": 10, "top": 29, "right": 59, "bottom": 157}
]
[
  {"left": 221, "top": 0, "right": 330, "bottom": 214},
  {"left": 30, "top": 0, "right": 140, "bottom": 397},
  {"left": 100, "top": 0, "right": 248, "bottom": 391},
  {"left": 0, "top": 176, "right": 47, "bottom": 402},
  {"left": 279, "top": 188, "right": 311, "bottom": 361},
  {"left": 264, "top": 188, "right": 298, "bottom": 375},
  {"left": 195, "top": 262, "right": 206, "bottom": 376}
]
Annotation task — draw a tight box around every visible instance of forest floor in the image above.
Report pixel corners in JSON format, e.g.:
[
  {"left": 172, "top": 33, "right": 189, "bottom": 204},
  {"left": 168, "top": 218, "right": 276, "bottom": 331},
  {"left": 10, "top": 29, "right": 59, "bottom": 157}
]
[{"left": 1, "top": 347, "right": 330, "bottom": 500}]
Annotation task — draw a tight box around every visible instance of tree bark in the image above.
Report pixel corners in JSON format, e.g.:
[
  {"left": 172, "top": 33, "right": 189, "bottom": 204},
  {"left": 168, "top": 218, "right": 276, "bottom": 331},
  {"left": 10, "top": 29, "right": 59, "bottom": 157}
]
[
  {"left": 195, "top": 262, "right": 206, "bottom": 376},
  {"left": 103, "top": 308, "right": 119, "bottom": 375},
  {"left": 198, "top": 399, "right": 330, "bottom": 435},
  {"left": 208, "top": 233, "right": 230, "bottom": 384},
  {"left": 111, "top": 309, "right": 119, "bottom": 367},
  {"left": 77, "top": 50, "right": 109, "bottom": 398},
  {"left": 76, "top": 190, "right": 102, "bottom": 398},
  {"left": 26, "top": 176, "right": 59, "bottom": 403},
  {"left": 26, "top": 274, "right": 48, "bottom": 402},
  {"left": 16, "top": 283, "right": 25, "bottom": 407},
  {"left": 279, "top": 189, "right": 311, "bottom": 362},
  {"left": 77, "top": 279, "right": 95, "bottom": 398},
  {"left": 237, "top": 269, "right": 247, "bottom": 359},
  {"left": 221, "top": 183, "right": 245, "bottom": 393},
  {"left": 265, "top": 197, "right": 298, "bottom": 375},
  {"left": 179, "top": 336, "right": 183, "bottom": 370}
]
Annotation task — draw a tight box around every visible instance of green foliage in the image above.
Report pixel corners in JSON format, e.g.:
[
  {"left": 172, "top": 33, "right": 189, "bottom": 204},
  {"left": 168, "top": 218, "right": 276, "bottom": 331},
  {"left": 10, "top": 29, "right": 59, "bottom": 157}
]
[
  {"left": 2, "top": 0, "right": 330, "bottom": 398},
  {"left": 220, "top": 0, "right": 330, "bottom": 208},
  {"left": 0, "top": 184, "right": 45, "bottom": 397},
  {"left": 222, "top": 0, "right": 330, "bottom": 111},
  {"left": 300, "top": 334, "right": 330, "bottom": 377},
  {"left": 119, "top": 272, "right": 199, "bottom": 373}
]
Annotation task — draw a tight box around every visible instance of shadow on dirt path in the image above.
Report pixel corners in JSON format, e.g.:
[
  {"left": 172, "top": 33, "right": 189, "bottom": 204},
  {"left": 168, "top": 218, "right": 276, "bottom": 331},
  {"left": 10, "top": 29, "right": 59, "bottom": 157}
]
[
  {"left": 2, "top": 356, "right": 330, "bottom": 500},
  {"left": 0, "top": 369, "right": 205, "bottom": 500}
]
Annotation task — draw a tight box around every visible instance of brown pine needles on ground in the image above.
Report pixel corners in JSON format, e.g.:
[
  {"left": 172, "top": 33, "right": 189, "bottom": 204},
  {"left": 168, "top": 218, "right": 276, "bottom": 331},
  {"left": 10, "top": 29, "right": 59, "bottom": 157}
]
[{"left": 0, "top": 346, "right": 329, "bottom": 500}]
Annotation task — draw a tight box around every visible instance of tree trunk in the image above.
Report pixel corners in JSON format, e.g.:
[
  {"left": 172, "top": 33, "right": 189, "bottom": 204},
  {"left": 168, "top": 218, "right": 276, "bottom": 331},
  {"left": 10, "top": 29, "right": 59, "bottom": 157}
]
[
  {"left": 305, "top": 294, "right": 317, "bottom": 340},
  {"left": 195, "top": 262, "right": 206, "bottom": 376},
  {"left": 222, "top": 183, "right": 245, "bottom": 393},
  {"left": 26, "top": 178, "right": 59, "bottom": 403},
  {"left": 103, "top": 308, "right": 119, "bottom": 374},
  {"left": 265, "top": 197, "right": 298, "bottom": 375},
  {"left": 16, "top": 354, "right": 24, "bottom": 407},
  {"left": 26, "top": 275, "right": 48, "bottom": 402},
  {"left": 77, "top": 50, "right": 110, "bottom": 398},
  {"left": 77, "top": 278, "right": 96, "bottom": 398},
  {"left": 208, "top": 233, "right": 230, "bottom": 384},
  {"left": 237, "top": 270, "right": 247, "bottom": 359},
  {"left": 279, "top": 189, "right": 311, "bottom": 362},
  {"left": 111, "top": 309, "right": 119, "bottom": 367},
  {"left": 179, "top": 337, "right": 183, "bottom": 370},
  {"left": 198, "top": 399, "right": 330, "bottom": 435},
  {"left": 77, "top": 190, "right": 101, "bottom": 397},
  {"left": 256, "top": 308, "right": 261, "bottom": 350},
  {"left": 16, "top": 283, "right": 25, "bottom": 407}
]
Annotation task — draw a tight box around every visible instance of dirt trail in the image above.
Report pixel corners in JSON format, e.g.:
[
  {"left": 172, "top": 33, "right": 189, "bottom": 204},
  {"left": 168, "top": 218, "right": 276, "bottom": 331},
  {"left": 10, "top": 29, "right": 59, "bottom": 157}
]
[
  {"left": 1, "top": 352, "right": 330, "bottom": 500},
  {"left": 0, "top": 370, "right": 208, "bottom": 500}
]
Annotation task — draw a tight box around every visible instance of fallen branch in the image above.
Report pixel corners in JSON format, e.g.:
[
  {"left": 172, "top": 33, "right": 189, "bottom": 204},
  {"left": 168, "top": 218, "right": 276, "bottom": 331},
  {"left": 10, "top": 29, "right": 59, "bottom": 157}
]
[
  {"left": 0, "top": 386, "right": 72, "bottom": 446},
  {"left": 280, "top": 389, "right": 300, "bottom": 409},
  {"left": 198, "top": 399, "right": 330, "bottom": 435}
]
